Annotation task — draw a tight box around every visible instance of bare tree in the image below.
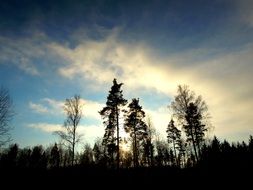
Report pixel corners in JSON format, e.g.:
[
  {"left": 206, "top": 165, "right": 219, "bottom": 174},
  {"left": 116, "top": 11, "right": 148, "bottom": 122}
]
[
  {"left": 0, "top": 87, "right": 14, "bottom": 147},
  {"left": 54, "top": 95, "right": 83, "bottom": 166},
  {"left": 170, "top": 85, "right": 210, "bottom": 162}
]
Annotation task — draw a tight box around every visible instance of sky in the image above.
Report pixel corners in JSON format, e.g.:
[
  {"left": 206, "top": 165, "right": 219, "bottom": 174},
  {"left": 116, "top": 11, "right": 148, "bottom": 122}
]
[{"left": 1, "top": 0, "right": 253, "bottom": 149}]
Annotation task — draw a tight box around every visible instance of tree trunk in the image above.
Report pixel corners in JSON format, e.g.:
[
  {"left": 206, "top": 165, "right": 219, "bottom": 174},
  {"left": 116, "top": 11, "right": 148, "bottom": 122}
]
[
  {"left": 194, "top": 128, "right": 202, "bottom": 159},
  {"left": 72, "top": 127, "right": 75, "bottom": 166},
  {"left": 172, "top": 139, "right": 178, "bottom": 166},
  {"left": 150, "top": 144, "right": 154, "bottom": 167},
  {"left": 190, "top": 127, "right": 198, "bottom": 162},
  {"left": 133, "top": 120, "right": 139, "bottom": 168},
  {"left": 132, "top": 137, "right": 135, "bottom": 167},
  {"left": 116, "top": 106, "right": 120, "bottom": 170}
]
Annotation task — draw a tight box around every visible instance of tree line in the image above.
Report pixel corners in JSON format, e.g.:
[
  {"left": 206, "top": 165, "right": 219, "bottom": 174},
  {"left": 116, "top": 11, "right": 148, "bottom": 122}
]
[
  {"left": 1, "top": 135, "right": 253, "bottom": 170},
  {"left": 0, "top": 79, "right": 253, "bottom": 170}
]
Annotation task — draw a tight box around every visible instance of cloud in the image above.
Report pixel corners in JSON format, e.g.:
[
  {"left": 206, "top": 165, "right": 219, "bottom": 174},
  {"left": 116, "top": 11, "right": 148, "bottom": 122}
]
[
  {"left": 235, "top": 0, "right": 253, "bottom": 28},
  {"left": 145, "top": 107, "right": 170, "bottom": 140},
  {"left": 42, "top": 98, "right": 64, "bottom": 115},
  {"left": 80, "top": 99, "right": 104, "bottom": 120},
  {"left": 28, "top": 123, "right": 62, "bottom": 132},
  {"left": 48, "top": 32, "right": 179, "bottom": 94},
  {"left": 47, "top": 31, "right": 253, "bottom": 142},
  {"left": 29, "top": 98, "right": 63, "bottom": 115},
  {"left": 27, "top": 123, "right": 104, "bottom": 145},
  {"left": 29, "top": 97, "right": 104, "bottom": 120},
  {"left": 29, "top": 102, "right": 49, "bottom": 114},
  {"left": 0, "top": 33, "right": 48, "bottom": 75},
  {"left": 78, "top": 125, "right": 104, "bottom": 143}
]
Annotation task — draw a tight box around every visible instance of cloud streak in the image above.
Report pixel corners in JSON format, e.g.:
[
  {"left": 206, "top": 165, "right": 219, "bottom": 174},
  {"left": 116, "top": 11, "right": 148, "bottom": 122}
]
[
  {"left": 29, "top": 102, "right": 49, "bottom": 114},
  {"left": 27, "top": 122, "right": 104, "bottom": 144},
  {"left": 29, "top": 97, "right": 104, "bottom": 121},
  {"left": 0, "top": 34, "right": 49, "bottom": 75}
]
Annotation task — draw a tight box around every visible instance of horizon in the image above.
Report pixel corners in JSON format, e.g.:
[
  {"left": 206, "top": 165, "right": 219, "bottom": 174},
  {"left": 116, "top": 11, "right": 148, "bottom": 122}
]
[{"left": 1, "top": 0, "right": 253, "bottom": 148}]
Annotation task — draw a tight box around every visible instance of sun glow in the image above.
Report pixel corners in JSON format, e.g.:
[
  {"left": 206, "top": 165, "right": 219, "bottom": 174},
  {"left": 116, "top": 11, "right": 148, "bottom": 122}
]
[
  {"left": 119, "top": 127, "right": 131, "bottom": 152},
  {"left": 120, "top": 140, "right": 130, "bottom": 152}
]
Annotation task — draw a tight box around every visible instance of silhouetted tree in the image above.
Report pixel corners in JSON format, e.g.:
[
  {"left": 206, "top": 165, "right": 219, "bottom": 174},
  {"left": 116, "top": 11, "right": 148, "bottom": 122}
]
[
  {"left": 61, "top": 148, "right": 72, "bottom": 167},
  {"left": 154, "top": 140, "right": 170, "bottom": 166},
  {"left": 99, "top": 78, "right": 127, "bottom": 169},
  {"left": 17, "top": 148, "right": 31, "bottom": 168},
  {"left": 0, "top": 143, "right": 18, "bottom": 168},
  {"left": 50, "top": 143, "right": 60, "bottom": 168},
  {"left": 211, "top": 136, "right": 221, "bottom": 154},
  {"left": 249, "top": 135, "right": 253, "bottom": 154},
  {"left": 171, "top": 85, "right": 209, "bottom": 162},
  {"left": 183, "top": 103, "right": 207, "bottom": 162},
  {"left": 55, "top": 95, "right": 83, "bottom": 166},
  {"left": 143, "top": 116, "right": 155, "bottom": 167},
  {"left": 93, "top": 138, "right": 106, "bottom": 166},
  {"left": 177, "top": 139, "right": 186, "bottom": 167},
  {"left": 0, "top": 87, "right": 14, "bottom": 146},
  {"left": 30, "top": 145, "right": 47, "bottom": 168},
  {"left": 166, "top": 119, "right": 181, "bottom": 166},
  {"left": 79, "top": 144, "right": 94, "bottom": 166},
  {"left": 7, "top": 144, "right": 18, "bottom": 168},
  {"left": 124, "top": 98, "right": 147, "bottom": 167}
]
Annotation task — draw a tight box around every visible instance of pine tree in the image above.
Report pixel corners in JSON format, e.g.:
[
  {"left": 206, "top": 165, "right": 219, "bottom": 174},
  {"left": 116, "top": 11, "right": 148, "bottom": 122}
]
[
  {"left": 166, "top": 119, "right": 181, "bottom": 166},
  {"left": 99, "top": 78, "right": 127, "bottom": 169},
  {"left": 177, "top": 139, "right": 186, "bottom": 167},
  {"left": 93, "top": 138, "right": 106, "bottom": 166},
  {"left": 183, "top": 103, "right": 207, "bottom": 162},
  {"left": 144, "top": 116, "right": 155, "bottom": 167},
  {"left": 50, "top": 143, "right": 60, "bottom": 168},
  {"left": 124, "top": 98, "right": 147, "bottom": 167}
]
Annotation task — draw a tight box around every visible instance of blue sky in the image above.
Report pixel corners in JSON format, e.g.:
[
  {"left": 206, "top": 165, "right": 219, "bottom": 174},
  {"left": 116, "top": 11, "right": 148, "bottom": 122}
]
[{"left": 1, "top": 0, "right": 253, "bottom": 148}]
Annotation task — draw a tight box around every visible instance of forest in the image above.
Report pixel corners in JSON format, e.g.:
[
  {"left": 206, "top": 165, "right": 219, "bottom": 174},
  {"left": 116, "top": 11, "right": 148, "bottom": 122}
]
[{"left": 0, "top": 79, "right": 252, "bottom": 187}]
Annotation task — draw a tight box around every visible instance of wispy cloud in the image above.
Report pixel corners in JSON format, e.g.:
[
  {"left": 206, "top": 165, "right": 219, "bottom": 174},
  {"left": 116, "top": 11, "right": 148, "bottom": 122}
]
[
  {"left": 42, "top": 98, "right": 64, "bottom": 115},
  {"left": 0, "top": 33, "right": 48, "bottom": 75},
  {"left": 235, "top": 0, "right": 253, "bottom": 28},
  {"left": 27, "top": 123, "right": 104, "bottom": 144},
  {"left": 29, "top": 97, "right": 104, "bottom": 121},
  {"left": 28, "top": 123, "right": 62, "bottom": 132},
  {"left": 29, "top": 98, "right": 63, "bottom": 115},
  {"left": 29, "top": 102, "right": 49, "bottom": 114},
  {"left": 80, "top": 99, "right": 104, "bottom": 120},
  {"left": 48, "top": 32, "right": 180, "bottom": 94}
]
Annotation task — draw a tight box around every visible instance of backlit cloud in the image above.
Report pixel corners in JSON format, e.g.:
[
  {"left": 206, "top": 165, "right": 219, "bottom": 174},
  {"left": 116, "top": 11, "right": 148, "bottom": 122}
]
[
  {"left": 47, "top": 32, "right": 253, "bottom": 142},
  {"left": 27, "top": 123, "right": 104, "bottom": 145},
  {"left": 29, "top": 102, "right": 49, "bottom": 114},
  {"left": 29, "top": 97, "right": 104, "bottom": 121}
]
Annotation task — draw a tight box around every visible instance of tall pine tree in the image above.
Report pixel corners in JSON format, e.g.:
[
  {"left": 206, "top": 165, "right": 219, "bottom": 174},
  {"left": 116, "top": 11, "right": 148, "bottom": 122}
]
[
  {"left": 183, "top": 102, "right": 207, "bottom": 162},
  {"left": 99, "top": 78, "right": 127, "bottom": 169},
  {"left": 166, "top": 119, "right": 181, "bottom": 166},
  {"left": 124, "top": 98, "right": 147, "bottom": 167}
]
